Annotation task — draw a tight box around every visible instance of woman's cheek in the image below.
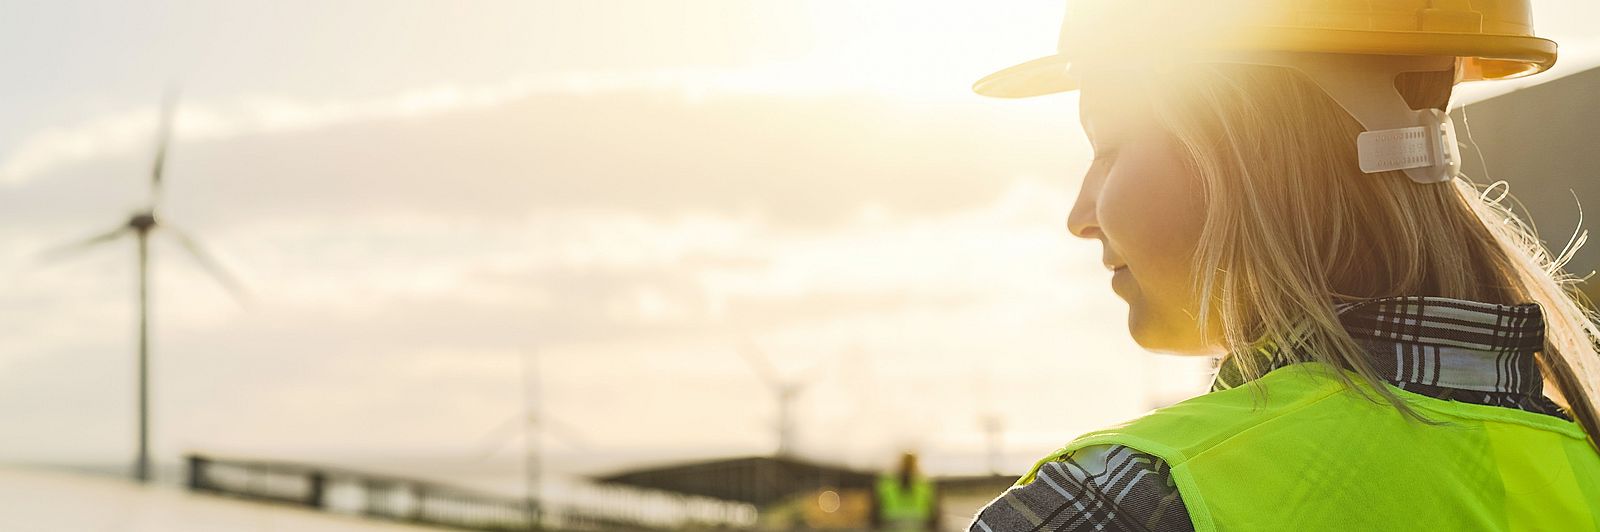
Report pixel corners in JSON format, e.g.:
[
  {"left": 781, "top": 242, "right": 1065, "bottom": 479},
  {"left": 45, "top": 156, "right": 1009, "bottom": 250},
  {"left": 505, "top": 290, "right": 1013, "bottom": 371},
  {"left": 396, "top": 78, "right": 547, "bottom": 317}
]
[{"left": 1098, "top": 144, "right": 1207, "bottom": 295}]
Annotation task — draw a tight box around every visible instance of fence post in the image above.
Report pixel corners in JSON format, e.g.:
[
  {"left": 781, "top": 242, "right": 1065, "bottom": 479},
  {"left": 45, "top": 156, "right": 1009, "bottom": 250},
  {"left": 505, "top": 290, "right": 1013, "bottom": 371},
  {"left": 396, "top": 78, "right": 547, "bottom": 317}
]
[
  {"left": 411, "top": 483, "right": 428, "bottom": 523},
  {"left": 186, "top": 455, "right": 209, "bottom": 492},
  {"left": 307, "top": 470, "right": 326, "bottom": 509},
  {"left": 364, "top": 480, "right": 384, "bottom": 517}
]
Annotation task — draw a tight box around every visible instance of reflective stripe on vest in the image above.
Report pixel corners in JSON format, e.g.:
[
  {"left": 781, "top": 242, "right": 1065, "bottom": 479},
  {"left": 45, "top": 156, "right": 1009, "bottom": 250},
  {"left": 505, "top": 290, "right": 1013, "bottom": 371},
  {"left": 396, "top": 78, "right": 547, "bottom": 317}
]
[
  {"left": 876, "top": 473, "right": 934, "bottom": 529},
  {"left": 1018, "top": 362, "right": 1600, "bottom": 531}
]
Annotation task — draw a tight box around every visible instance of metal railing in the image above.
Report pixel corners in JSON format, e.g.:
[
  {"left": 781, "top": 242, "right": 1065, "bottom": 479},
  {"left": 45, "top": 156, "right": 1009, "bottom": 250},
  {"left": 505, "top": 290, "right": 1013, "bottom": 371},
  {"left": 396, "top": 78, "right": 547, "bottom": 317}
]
[{"left": 186, "top": 454, "right": 756, "bottom": 531}]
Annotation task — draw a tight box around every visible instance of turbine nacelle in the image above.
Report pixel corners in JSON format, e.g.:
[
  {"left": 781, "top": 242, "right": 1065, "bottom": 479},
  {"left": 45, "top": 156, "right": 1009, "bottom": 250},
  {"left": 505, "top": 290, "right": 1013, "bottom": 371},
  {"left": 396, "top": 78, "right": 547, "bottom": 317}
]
[{"left": 129, "top": 211, "right": 158, "bottom": 231}]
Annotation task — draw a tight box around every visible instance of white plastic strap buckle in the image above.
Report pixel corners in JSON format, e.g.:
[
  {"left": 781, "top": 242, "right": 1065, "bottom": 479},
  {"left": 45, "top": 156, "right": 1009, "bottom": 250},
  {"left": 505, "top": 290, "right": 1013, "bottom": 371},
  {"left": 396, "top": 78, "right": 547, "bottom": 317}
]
[
  {"left": 1178, "top": 51, "right": 1465, "bottom": 184},
  {"left": 1356, "top": 108, "right": 1461, "bottom": 183}
]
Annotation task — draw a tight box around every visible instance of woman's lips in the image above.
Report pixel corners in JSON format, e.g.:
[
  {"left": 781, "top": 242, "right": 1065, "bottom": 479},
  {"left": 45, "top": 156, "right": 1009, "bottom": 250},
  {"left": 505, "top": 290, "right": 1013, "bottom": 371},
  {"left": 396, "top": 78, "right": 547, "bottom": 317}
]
[{"left": 1110, "top": 265, "right": 1133, "bottom": 298}]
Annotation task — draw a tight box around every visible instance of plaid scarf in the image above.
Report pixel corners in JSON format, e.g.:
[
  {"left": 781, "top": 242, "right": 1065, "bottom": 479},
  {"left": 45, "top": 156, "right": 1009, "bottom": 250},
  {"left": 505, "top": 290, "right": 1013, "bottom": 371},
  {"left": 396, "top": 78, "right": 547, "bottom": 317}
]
[{"left": 1210, "top": 295, "right": 1567, "bottom": 419}]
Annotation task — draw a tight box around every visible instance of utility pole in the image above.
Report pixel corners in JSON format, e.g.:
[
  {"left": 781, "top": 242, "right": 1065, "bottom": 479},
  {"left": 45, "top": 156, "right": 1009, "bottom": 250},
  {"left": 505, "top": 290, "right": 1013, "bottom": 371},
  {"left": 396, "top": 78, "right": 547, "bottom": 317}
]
[
  {"left": 980, "top": 414, "right": 1003, "bottom": 476},
  {"left": 522, "top": 349, "right": 543, "bottom": 531}
]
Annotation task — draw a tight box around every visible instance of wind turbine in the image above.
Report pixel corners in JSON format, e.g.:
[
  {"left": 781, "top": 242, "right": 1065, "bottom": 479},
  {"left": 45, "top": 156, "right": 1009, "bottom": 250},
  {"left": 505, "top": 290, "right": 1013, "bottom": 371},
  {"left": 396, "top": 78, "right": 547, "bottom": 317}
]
[
  {"left": 40, "top": 90, "right": 246, "bottom": 483},
  {"left": 737, "top": 339, "right": 828, "bottom": 458}
]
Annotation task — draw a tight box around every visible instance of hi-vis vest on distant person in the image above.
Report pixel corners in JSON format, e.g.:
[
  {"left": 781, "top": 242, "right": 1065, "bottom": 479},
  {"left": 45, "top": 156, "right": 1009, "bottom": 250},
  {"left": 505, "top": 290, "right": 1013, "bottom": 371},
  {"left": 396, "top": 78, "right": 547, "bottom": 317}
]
[
  {"left": 876, "top": 473, "right": 934, "bottom": 531},
  {"left": 974, "top": 0, "right": 1557, "bottom": 185}
]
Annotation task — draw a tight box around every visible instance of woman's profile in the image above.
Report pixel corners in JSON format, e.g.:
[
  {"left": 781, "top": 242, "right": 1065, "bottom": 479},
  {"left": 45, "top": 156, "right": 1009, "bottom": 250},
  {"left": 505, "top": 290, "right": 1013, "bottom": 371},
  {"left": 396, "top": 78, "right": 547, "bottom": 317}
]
[{"left": 968, "top": 0, "right": 1600, "bottom": 530}]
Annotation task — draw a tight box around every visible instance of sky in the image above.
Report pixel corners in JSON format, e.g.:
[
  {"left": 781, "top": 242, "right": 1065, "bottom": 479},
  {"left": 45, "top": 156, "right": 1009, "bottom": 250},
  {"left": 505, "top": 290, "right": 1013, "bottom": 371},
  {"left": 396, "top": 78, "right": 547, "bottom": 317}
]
[{"left": 1, "top": 0, "right": 1596, "bottom": 486}]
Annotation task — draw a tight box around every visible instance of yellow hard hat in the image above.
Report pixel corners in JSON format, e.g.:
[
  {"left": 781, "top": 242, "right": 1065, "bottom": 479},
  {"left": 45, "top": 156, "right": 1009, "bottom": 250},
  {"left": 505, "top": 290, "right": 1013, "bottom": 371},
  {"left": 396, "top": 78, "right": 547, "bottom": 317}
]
[{"left": 973, "top": 0, "right": 1558, "bottom": 98}]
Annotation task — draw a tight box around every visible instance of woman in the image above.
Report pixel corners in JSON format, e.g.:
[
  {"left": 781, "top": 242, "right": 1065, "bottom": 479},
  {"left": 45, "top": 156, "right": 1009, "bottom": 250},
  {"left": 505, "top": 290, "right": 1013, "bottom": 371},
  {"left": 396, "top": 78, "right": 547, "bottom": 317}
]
[{"left": 967, "top": 1, "right": 1600, "bottom": 530}]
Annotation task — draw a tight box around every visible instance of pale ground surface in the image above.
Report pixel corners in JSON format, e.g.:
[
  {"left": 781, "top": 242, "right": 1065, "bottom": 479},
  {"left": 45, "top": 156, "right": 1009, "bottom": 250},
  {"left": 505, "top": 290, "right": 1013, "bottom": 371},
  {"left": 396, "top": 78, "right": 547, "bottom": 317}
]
[{"left": 0, "top": 467, "right": 433, "bottom": 532}]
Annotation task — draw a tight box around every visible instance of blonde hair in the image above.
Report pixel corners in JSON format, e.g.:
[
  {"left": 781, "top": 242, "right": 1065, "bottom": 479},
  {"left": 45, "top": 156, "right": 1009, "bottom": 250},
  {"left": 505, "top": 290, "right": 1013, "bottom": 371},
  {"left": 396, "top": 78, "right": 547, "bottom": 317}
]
[{"left": 1136, "top": 62, "right": 1600, "bottom": 448}]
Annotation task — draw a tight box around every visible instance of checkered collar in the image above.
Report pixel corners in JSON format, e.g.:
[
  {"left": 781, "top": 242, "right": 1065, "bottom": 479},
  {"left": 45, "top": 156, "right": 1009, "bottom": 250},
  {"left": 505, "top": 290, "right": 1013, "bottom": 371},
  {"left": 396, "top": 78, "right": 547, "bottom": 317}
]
[{"left": 1211, "top": 295, "right": 1547, "bottom": 396}]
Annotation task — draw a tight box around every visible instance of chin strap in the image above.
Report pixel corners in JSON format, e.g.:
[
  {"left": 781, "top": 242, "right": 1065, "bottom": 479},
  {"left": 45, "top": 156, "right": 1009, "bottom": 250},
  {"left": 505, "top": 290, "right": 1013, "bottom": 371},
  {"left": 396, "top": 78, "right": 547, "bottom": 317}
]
[
  {"left": 1354, "top": 107, "right": 1460, "bottom": 183},
  {"left": 1193, "top": 51, "right": 1463, "bottom": 184}
]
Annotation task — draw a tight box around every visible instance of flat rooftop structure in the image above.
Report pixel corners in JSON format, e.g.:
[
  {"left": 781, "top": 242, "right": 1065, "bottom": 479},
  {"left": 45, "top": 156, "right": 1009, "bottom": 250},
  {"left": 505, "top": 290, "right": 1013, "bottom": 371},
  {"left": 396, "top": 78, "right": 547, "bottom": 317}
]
[
  {"left": 599, "top": 454, "right": 1019, "bottom": 506},
  {"left": 599, "top": 455, "right": 877, "bottom": 508}
]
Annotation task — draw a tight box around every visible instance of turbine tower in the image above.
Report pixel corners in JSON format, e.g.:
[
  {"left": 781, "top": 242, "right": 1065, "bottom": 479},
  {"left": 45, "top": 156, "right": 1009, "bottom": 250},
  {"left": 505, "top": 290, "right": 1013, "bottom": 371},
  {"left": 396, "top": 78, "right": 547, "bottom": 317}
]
[{"left": 42, "top": 90, "right": 245, "bottom": 482}]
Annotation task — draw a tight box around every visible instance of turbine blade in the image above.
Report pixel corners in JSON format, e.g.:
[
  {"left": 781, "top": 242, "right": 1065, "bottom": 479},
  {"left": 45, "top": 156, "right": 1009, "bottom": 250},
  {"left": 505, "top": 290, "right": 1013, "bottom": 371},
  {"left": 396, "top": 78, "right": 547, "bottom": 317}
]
[
  {"left": 165, "top": 227, "right": 250, "bottom": 304},
  {"left": 36, "top": 226, "right": 131, "bottom": 263},
  {"left": 737, "top": 338, "right": 785, "bottom": 391},
  {"left": 790, "top": 343, "right": 852, "bottom": 394},
  {"left": 149, "top": 88, "right": 180, "bottom": 207},
  {"left": 795, "top": 349, "right": 836, "bottom": 387},
  {"left": 541, "top": 415, "right": 592, "bottom": 449},
  {"left": 470, "top": 411, "right": 592, "bottom": 462},
  {"left": 470, "top": 414, "right": 524, "bottom": 462}
]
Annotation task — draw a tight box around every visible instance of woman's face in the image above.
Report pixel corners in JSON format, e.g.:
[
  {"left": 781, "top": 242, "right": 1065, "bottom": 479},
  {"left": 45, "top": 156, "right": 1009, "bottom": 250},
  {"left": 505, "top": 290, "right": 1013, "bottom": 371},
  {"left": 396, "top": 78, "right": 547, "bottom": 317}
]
[{"left": 1067, "top": 76, "right": 1221, "bottom": 355}]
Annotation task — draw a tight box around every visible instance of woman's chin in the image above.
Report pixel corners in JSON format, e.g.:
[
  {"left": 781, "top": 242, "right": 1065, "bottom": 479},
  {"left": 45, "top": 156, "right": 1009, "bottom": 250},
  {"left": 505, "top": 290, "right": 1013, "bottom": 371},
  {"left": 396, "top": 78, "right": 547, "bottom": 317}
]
[{"left": 1127, "top": 309, "right": 1215, "bottom": 356}]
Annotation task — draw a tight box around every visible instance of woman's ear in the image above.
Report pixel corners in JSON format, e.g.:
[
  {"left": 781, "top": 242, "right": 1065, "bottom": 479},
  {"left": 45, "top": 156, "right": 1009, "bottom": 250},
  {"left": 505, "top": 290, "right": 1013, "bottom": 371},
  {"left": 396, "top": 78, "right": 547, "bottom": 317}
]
[{"left": 1393, "top": 70, "right": 1455, "bottom": 112}]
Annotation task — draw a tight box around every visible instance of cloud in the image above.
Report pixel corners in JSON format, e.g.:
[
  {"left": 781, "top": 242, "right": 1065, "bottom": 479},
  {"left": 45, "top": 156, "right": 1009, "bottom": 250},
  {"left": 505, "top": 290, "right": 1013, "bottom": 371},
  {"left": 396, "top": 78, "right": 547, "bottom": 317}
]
[
  {"left": 0, "top": 79, "right": 1193, "bottom": 475},
  {"left": 0, "top": 60, "right": 1073, "bottom": 185},
  {"left": 0, "top": 167, "right": 1174, "bottom": 469}
]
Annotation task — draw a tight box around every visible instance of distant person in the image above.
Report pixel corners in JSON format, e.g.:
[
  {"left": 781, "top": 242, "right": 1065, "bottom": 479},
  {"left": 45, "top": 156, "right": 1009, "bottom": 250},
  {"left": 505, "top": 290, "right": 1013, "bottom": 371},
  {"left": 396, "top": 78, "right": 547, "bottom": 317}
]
[
  {"left": 965, "top": 0, "right": 1600, "bottom": 530},
  {"left": 871, "top": 452, "right": 939, "bottom": 531}
]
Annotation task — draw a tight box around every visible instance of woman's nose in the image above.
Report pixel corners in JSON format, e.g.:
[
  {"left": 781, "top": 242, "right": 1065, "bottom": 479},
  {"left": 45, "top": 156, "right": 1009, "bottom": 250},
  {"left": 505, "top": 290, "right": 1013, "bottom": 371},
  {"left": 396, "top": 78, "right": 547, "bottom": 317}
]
[{"left": 1066, "top": 180, "right": 1100, "bottom": 239}]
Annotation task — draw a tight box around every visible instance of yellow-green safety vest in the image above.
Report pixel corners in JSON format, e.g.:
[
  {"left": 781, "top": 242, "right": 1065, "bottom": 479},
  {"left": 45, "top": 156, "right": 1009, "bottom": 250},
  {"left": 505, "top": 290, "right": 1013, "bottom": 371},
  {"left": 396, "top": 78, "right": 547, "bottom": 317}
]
[
  {"left": 1018, "top": 361, "right": 1600, "bottom": 531},
  {"left": 877, "top": 472, "right": 934, "bottom": 530}
]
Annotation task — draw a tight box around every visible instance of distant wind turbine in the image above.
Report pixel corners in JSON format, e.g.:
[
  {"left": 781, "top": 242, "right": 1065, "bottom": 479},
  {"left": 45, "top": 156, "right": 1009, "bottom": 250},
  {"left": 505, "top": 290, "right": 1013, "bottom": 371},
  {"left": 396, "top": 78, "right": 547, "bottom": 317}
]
[
  {"left": 737, "top": 338, "right": 830, "bottom": 458},
  {"left": 40, "top": 89, "right": 246, "bottom": 483}
]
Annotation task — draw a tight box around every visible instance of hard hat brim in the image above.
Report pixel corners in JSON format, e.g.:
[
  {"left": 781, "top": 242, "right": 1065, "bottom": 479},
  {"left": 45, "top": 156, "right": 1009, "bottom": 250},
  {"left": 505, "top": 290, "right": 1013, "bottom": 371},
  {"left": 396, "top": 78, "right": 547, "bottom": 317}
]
[
  {"left": 972, "top": 55, "right": 1079, "bottom": 99},
  {"left": 973, "top": 29, "right": 1557, "bottom": 99}
]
